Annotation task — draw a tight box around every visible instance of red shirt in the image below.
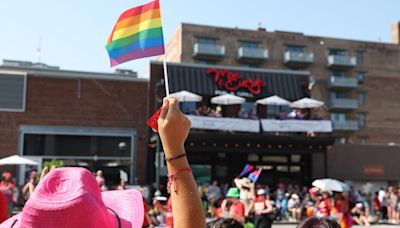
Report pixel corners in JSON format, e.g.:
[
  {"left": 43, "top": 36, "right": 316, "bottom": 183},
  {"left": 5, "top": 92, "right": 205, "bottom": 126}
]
[
  {"left": 254, "top": 196, "right": 267, "bottom": 215},
  {"left": 0, "top": 191, "right": 8, "bottom": 222},
  {"left": 230, "top": 201, "right": 245, "bottom": 217},
  {"left": 142, "top": 201, "right": 150, "bottom": 227}
]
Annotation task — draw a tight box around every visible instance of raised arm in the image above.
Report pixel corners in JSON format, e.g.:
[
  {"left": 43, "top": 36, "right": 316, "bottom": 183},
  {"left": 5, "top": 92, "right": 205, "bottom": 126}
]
[{"left": 158, "top": 98, "right": 206, "bottom": 228}]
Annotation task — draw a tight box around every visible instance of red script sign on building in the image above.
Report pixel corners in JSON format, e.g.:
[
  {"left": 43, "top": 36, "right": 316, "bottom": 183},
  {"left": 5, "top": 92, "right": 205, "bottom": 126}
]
[{"left": 207, "top": 68, "right": 266, "bottom": 95}]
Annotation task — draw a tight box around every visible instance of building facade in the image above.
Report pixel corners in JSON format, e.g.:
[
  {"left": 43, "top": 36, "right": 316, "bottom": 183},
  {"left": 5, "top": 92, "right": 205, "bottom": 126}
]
[
  {"left": 0, "top": 60, "right": 149, "bottom": 185},
  {"left": 149, "top": 61, "right": 334, "bottom": 187},
  {"left": 157, "top": 22, "right": 400, "bottom": 187}
]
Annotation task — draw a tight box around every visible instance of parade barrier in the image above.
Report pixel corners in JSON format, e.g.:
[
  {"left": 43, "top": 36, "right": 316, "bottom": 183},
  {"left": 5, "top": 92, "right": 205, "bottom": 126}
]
[
  {"left": 260, "top": 119, "right": 333, "bottom": 132},
  {"left": 186, "top": 115, "right": 260, "bottom": 133}
]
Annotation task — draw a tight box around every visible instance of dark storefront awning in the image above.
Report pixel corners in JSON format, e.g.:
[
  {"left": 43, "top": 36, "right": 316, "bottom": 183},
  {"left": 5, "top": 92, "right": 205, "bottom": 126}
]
[{"left": 162, "top": 62, "right": 309, "bottom": 100}]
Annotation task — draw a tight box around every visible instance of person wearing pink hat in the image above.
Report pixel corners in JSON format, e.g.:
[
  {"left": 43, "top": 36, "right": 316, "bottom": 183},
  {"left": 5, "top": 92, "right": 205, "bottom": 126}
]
[{"left": 1, "top": 97, "right": 205, "bottom": 228}]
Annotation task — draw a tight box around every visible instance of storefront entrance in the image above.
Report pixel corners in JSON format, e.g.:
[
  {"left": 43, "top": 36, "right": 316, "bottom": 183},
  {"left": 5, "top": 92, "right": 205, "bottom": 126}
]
[{"left": 18, "top": 125, "right": 137, "bottom": 186}]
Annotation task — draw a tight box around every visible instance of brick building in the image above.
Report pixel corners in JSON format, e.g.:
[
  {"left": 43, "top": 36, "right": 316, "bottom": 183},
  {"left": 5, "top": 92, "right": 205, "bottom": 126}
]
[
  {"left": 0, "top": 60, "right": 149, "bottom": 185},
  {"left": 155, "top": 22, "right": 400, "bottom": 188}
]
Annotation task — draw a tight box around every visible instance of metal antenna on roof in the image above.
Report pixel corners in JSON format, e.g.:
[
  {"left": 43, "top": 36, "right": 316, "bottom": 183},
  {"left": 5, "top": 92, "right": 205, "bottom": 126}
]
[{"left": 36, "top": 36, "right": 42, "bottom": 63}]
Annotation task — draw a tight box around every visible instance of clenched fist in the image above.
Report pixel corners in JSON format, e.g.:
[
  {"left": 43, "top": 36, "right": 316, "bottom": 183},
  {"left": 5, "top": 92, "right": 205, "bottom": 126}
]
[{"left": 157, "top": 98, "right": 191, "bottom": 157}]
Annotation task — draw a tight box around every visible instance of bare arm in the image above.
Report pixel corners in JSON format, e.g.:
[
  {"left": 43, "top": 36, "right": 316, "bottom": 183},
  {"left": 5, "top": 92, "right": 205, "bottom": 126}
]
[{"left": 158, "top": 98, "right": 205, "bottom": 228}]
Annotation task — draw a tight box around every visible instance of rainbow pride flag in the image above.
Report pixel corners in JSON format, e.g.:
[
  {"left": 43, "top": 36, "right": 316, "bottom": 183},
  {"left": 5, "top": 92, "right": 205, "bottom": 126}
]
[{"left": 106, "top": 0, "right": 165, "bottom": 67}]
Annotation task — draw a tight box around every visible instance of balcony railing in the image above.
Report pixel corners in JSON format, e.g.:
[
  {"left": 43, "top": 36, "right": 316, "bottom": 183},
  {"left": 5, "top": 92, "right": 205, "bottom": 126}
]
[
  {"left": 327, "top": 55, "right": 356, "bottom": 68},
  {"left": 328, "top": 98, "right": 358, "bottom": 110},
  {"left": 326, "top": 76, "right": 358, "bottom": 89},
  {"left": 332, "top": 120, "right": 359, "bottom": 131},
  {"left": 187, "top": 115, "right": 260, "bottom": 133},
  {"left": 260, "top": 119, "right": 332, "bottom": 133},
  {"left": 186, "top": 115, "right": 333, "bottom": 133},
  {"left": 238, "top": 47, "right": 268, "bottom": 61},
  {"left": 193, "top": 43, "right": 225, "bottom": 58},
  {"left": 284, "top": 51, "right": 314, "bottom": 65}
]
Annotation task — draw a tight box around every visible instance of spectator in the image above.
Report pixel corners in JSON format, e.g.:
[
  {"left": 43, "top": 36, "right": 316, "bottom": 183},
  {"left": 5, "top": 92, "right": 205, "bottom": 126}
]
[
  {"left": 221, "top": 188, "right": 245, "bottom": 224},
  {"left": 95, "top": 170, "right": 107, "bottom": 191},
  {"left": 22, "top": 171, "right": 37, "bottom": 201},
  {"left": 238, "top": 108, "right": 249, "bottom": 119},
  {"left": 0, "top": 191, "right": 8, "bottom": 223},
  {"left": 317, "top": 191, "right": 332, "bottom": 217},
  {"left": 234, "top": 178, "right": 255, "bottom": 216},
  {"left": 248, "top": 108, "right": 258, "bottom": 119},
  {"left": 288, "top": 194, "right": 301, "bottom": 222},
  {"left": 254, "top": 189, "right": 274, "bottom": 228},
  {"left": 208, "top": 180, "right": 222, "bottom": 202},
  {"left": 351, "top": 203, "right": 370, "bottom": 226},
  {"left": 0, "top": 172, "right": 16, "bottom": 217}
]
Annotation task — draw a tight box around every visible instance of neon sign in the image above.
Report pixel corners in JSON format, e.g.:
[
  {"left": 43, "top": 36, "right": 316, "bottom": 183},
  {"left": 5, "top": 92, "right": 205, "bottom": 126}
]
[{"left": 207, "top": 68, "right": 266, "bottom": 95}]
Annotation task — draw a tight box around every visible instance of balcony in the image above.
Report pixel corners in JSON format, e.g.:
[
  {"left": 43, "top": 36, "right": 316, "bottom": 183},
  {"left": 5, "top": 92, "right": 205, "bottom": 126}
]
[
  {"left": 327, "top": 55, "right": 356, "bottom": 69},
  {"left": 260, "top": 119, "right": 332, "bottom": 133},
  {"left": 283, "top": 51, "right": 314, "bottom": 67},
  {"left": 193, "top": 43, "right": 225, "bottom": 59},
  {"left": 237, "top": 47, "right": 268, "bottom": 62},
  {"left": 326, "top": 76, "right": 358, "bottom": 90},
  {"left": 186, "top": 115, "right": 260, "bottom": 133},
  {"left": 332, "top": 120, "right": 359, "bottom": 131},
  {"left": 328, "top": 98, "right": 358, "bottom": 111}
]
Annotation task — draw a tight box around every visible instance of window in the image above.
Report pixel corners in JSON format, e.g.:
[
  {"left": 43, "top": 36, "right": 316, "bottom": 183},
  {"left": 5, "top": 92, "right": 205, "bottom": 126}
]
[
  {"left": 358, "top": 92, "right": 366, "bottom": 106},
  {"left": 197, "top": 37, "right": 217, "bottom": 45},
  {"left": 358, "top": 72, "right": 365, "bottom": 84},
  {"left": 335, "top": 137, "right": 347, "bottom": 144},
  {"left": 331, "top": 71, "right": 346, "bottom": 77},
  {"left": 239, "top": 63, "right": 259, "bottom": 68},
  {"left": 329, "top": 49, "right": 347, "bottom": 56},
  {"left": 287, "top": 45, "right": 304, "bottom": 52},
  {"left": 240, "top": 41, "right": 259, "bottom": 49},
  {"left": 0, "top": 72, "right": 26, "bottom": 112},
  {"left": 358, "top": 113, "right": 366, "bottom": 128},
  {"left": 331, "top": 112, "right": 346, "bottom": 122},
  {"left": 330, "top": 91, "right": 346, "bottom": 99},
  {"left": 356, "top": 51, "right": 364, "bottom": 64},
  {"left": 196, "top": 60, "right": 217, "bottom": 65}
]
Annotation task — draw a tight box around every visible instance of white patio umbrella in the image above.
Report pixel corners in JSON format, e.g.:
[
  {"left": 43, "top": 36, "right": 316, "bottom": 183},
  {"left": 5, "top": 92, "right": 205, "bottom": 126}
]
[
  {"left": 312, "top": 178, "right": 349, "bottom": 192},
  {"left": 168, "top": 90, "right": 202, "bottom": 102},
  {"left": 290, "top": 97, "right": 324, "bottom": 109},
  {"left": 0, "top": 155, "right": 38, "bottom": 166},
  {"left": 256, "top": 95, "right": 291, "bottom": 106},
  {"left": 211, "top": 94, "right": 245, "bottom": 105}
]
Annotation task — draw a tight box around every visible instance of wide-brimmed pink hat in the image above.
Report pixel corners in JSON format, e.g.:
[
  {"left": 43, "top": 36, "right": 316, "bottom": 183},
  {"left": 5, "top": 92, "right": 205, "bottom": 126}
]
[{"left": 1, "top": 167, "right": 144, "bottom": 228}]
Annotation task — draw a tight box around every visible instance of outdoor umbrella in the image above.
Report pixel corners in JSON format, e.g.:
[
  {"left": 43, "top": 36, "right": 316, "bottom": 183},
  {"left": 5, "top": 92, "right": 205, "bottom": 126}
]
[
  {"left": 210, "top": 94, "right": 245, "bottom": 105},
  {"left": 168, "top": 90, "right": 202, "bottom": 102},
  {"left": 290, "top": 97, "right": 324, "bottom": 109},
  {"left": 0, "top": 155, "right": 38, "bottom": 166},
  {"left": 312, "top": 178, "right": 349, "bottom": 192},
  {"left": 256, "top": 95, "right": 291, "bottom": 106}
]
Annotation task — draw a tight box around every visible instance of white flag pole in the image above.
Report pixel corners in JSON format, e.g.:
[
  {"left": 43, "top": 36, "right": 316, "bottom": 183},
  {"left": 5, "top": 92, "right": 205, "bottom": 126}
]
[{"left": 163, "top": 56, "right": 170, "bottom": 96}]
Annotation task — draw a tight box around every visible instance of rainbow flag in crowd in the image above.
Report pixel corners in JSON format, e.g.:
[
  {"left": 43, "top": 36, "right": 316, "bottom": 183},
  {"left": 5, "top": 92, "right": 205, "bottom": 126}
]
[
  {"left": 106, "top": 0, "right": 165, "bottom": 67},
  {"left": 248, "top": 168, "right": 262, "bottom": 183},
  {"left": 238, "top": 164, "right": 254, "bottom": 178}
]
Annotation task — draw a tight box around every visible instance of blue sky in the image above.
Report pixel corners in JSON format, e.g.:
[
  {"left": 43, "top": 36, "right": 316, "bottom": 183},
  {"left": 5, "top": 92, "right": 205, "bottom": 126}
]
[{"left": 0, "top": 0, "right": 398, "bottom": 76}]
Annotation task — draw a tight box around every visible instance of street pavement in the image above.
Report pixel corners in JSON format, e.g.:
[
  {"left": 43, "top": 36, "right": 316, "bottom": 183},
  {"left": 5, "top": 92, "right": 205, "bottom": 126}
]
[{"left": 272, "top": 224, "right": 397, "bottom": 228}]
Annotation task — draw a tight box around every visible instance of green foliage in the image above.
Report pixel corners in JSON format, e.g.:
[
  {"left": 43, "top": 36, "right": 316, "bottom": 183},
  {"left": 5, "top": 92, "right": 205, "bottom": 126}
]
[
  {"left": 36, "top": 160, "right": 65, "bottom": 181},
  {"left": 43, "top": 160, "right": 64, "bottom": 169}
]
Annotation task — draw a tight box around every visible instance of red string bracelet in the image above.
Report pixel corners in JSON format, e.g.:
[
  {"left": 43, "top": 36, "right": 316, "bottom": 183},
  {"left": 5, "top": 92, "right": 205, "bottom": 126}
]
[
  {"left": 165, "top": 153, "right": 186, "bottom": 162},
  {"left": 167, "top": 167, "right": 192, "bottom": 194}
]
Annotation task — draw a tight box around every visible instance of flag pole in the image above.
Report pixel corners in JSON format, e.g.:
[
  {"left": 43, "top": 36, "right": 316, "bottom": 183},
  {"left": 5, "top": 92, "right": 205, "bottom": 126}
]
[{"left": 163, "top": 56, "right": 170, "bottom": 96}]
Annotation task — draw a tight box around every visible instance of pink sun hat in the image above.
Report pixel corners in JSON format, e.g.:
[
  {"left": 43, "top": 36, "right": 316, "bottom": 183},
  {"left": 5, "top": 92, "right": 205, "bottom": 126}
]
[{"left": 1, "top": 167, "right": 144, "bottom": 228}]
